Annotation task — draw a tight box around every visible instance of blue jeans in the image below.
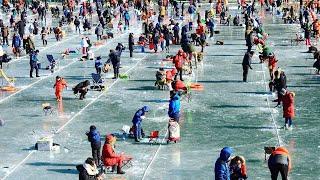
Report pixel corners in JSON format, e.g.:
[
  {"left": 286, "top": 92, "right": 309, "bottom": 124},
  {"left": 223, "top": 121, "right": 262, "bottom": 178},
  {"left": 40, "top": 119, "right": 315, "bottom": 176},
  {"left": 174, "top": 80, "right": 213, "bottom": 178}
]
[
  {"left": 134, "top": 122, "right": 142, "bottom": 139},
  {"left": 141, "top": 45, "right": 145, "bottom": 53},
  {"left": 285, "top": 118, "right": 292, "bottom": 127}
]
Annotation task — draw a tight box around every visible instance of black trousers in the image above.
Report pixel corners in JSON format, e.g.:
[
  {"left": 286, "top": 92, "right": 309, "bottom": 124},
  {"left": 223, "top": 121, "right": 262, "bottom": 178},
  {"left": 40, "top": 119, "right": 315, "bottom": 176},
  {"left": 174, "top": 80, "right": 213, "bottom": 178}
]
[
  {"left": 269, "top": 164, "right": 288, "bottom": 180},
  {"left": 176, "top": 68, "right": 183, "bottom": 81},
  {"left": 96, "top": 67, "right": 101, "bottom": 75},
  {"left": 2, "top": 37, "right": 8, "bottom": 45},
  {"left": 242, "top": 65, "right": 249, "bottom": 82},
  {"left": 30, "top": 62, "right": 39, "bottom": 77},
  {"left": 113, "top": 63, "right": 119, "bottom": 78},
  {"left": 91, "top": 145, "right": 101, "bottom": 166},
  {"left": 79, "top": 89, "right": 88, "bottom": 100},
  {"left": 247, "top": 45, "right": 252, "bottom": 52}
]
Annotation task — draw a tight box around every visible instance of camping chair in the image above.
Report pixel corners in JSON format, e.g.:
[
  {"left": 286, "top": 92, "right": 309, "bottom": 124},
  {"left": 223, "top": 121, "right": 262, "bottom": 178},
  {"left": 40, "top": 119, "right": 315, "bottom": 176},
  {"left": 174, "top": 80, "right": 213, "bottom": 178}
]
[
  {"left": 46, "top": 54, "right": 58, "bottom": 73},
  {"left": 91, "top": 73, "right": 105, "bottom": 91},
  {"left": 264, "top": 146, "right": 275, "bottom": 160},
  {"left": 148, "top": 131, "right": 159, "bottom": 144}
]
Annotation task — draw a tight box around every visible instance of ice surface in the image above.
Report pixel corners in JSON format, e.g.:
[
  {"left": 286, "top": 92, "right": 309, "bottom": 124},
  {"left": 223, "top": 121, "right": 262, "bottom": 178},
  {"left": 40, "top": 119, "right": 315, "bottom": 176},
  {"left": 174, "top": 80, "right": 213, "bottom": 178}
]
[{"left": 0, "top": 3, "right": 319, "bottom": 180}]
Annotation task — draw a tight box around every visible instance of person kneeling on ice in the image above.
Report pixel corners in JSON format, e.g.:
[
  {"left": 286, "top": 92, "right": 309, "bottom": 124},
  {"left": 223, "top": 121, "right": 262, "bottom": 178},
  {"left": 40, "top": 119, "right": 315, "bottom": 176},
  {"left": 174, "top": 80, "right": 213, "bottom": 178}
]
[
  {"left": 273, "top": 88, "right": 295, "bottom": 130},
  {"left": 73, "top": 80, "right": 90, "bottom": 100},
  {"left": 268, "top": 147, "right": 291, "bottom": 180},
  {"left": 168, "top": 91, "right": 181, "bottom": 122},
  {"left": 53, "top": 76, "right": 67, "bottom": 101},
  {"left": 230, "top": 156, "right": 248, "bottom": 180},
  {"left": 214, "top": 147, "right": 233, "bottom": 180},
  {"left": 102, "top": 134, "right": 127, "bottom": 174},
  {"left": 76, "top": 157, "right": 103, "bottom": 180},
  {"left": 132, "top": 106, "right": 150, "bottom": 142}
]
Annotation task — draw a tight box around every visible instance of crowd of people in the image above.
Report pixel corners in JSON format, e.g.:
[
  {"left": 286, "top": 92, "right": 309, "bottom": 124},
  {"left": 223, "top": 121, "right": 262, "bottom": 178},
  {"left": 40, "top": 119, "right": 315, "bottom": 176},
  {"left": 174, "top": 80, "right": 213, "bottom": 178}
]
[{"left": 1, "top": 0, "right": 315, "bottom": 179}]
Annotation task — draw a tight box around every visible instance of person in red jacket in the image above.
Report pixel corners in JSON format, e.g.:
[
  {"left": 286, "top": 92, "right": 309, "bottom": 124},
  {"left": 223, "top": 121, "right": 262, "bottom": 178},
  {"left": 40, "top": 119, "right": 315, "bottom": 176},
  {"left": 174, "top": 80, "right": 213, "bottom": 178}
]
[
  {"left": 274, "top": 88, "right": 295, "bottom": 130},
  {"left": 173, "top": 49, "right": 186, "bottom": 81},
  {"left": 53, "top": 76, "right": 67, "bottom": 102},
  {"left": 268, "top": 54, "right": 278, "bottom": 80},
  {"left": 102, "top": 135, "right": 125, "bottom": 174}
]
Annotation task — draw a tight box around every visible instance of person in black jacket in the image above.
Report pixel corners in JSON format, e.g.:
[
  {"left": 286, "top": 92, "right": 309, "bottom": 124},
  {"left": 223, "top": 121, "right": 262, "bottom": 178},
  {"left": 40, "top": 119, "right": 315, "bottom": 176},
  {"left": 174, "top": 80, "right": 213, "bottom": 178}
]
[
  {"left": 245, "top": 29, "right": 254, "bottom": 52},
  {"left": 85, "top": 126, "right": 102, "bottom": 166},
  {"left": 107, "top": 49, "right": 120, "bottom": 79},
  {"left": 128, "top": 33, "right": 134, "bottom": 57},
  {"left": 77, "top": 157, "right": 102, "bottom": 180},
  {"left": 242, "top": 51, "right": 254, "bottom": 82},
  {"left": 73, "top": 80, "right": 90, "bottom": 100}
]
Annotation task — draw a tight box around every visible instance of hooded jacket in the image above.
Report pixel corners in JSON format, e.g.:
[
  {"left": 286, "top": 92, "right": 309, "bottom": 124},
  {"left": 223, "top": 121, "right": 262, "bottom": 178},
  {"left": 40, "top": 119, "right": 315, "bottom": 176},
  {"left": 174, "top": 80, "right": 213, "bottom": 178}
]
[
  {"left": 87, "top": 129, "right": 101, "bottom": 149},
  {"left": 132, "top": 106, "right": 149, "bottom": 125},
  {"left": 168, "top": 93, "right": 181, "bottom": 118},
  {"left": 215, "top": 147, "right": 233, "bottom": 180}
]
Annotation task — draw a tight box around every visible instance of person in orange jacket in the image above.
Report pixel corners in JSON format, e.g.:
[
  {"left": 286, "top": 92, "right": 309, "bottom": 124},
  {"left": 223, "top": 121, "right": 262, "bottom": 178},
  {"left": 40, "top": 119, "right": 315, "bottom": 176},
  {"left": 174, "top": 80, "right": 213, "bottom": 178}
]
[
  {"left": 230, "top": 156, "right": 248, "bottom": 180},
  {"left": 268, "top": 147, "right": 291, "bottom": 180},
  {"left": 53, "top": 76, "right": 67, "bottom": 101},
  {"left": 274, "top": 88, "right": 295, "bottom": 130},
  {"left": 268, "top": 54, "right": 278, "bottom": 80},
  {"left": 102, "top": 135, "right": 125, "bottom": 174}
]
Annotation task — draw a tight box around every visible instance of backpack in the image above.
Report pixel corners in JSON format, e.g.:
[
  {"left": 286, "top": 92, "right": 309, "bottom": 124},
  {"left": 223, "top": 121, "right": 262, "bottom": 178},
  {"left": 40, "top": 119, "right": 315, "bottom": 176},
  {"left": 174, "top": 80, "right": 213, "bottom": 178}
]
[{"left": 14, "top": 36, "right": 20, "bottom": 47}]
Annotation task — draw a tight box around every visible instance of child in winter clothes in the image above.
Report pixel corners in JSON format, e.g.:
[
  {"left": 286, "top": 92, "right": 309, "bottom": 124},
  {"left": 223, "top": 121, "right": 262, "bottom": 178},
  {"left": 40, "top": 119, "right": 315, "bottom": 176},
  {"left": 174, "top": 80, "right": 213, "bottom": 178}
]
[{"left": 53, "top": 76, "right": 67, "bottom": 101}]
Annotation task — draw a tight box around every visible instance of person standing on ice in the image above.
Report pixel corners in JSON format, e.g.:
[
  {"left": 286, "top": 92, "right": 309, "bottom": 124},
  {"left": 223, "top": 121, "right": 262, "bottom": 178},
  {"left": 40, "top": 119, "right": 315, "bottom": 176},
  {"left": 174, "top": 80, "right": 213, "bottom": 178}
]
[
  {"left": 128, "top": 33, "right": 134, "bottom": 58},
  {"left": 132, "top": 106, "right": 150, "bottom": 142},
  {"left": 86, "top": 125, "right": 102, "bottom": 166},
  {"left": 214, "top": 147, "right": 233, "bottom": 180},
  {"left": 268, "top": 147, "right": 291, "bottom": 180},
  {"left": 106, "top": 49, "right": 120, "bottom": 79},
  {"left": 53, "top": 76, "right": 67, "bottom": 102},
  {"left": 242, "top": 51, "right": 254, "bottom": 82},
  {"left": 273, "top": 88, "right": 295, "bottom": 130},
  {"left": 168, "top": 92, "right": 181, "bottom": 122},
  {"left": 29, "top": 50, "right": 40, "bottom": 78}
]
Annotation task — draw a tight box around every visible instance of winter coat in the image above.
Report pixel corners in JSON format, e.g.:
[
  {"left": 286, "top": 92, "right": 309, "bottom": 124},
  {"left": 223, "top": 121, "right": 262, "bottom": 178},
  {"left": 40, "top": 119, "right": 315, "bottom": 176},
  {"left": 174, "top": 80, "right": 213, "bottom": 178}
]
[
  {"left": 173, "top": 54, "right": 184, "bottom": 69},
  {"left": 107, "top": 51, "right": 120, "bottom": 65},
  {"left": 54, "top": 79, "right": 67, "bottom": 92},
  {"left": 87, "top": 129, "right": 101, "bottom": 149},
  {"left": 132, "top": 106, "right": 149, "bottom": 125},
  {"left": 215, "top": 147, "right": 233, "bottom": 180},
  {"left": 278, "top": 91, "right": 295, "bottom": 118},
  {"left": 245, "top": 31, "right": 253, "bottom": 47},
  {"left": 268, "top": 147, "right": 291, "bottom": 171},
  {"left": 95, "top": 25, "right": 103, "bottom": 36},
  {"left": 29, "top": 52, "right": 38, "bottom": 63},
  {"left": 12, "top": 35, "right": 21, "bottom": 48},
  {"left": 174, "top": 80, "right": 187, "bottom": 91},
  {"left": 168, "top": 93, "right": 181, "bottom": 118},
  {"left": 102, "top": 135, "right": 122, "bottom": 166},
  {"left": 73, "top": 80, "right": 90, "bottom": 94},
  {"left": 77, "top": 164, "right": 98, "bottom": 180},
  {"left": 2, "top": 27, "right": 9, "bottom": 37}
]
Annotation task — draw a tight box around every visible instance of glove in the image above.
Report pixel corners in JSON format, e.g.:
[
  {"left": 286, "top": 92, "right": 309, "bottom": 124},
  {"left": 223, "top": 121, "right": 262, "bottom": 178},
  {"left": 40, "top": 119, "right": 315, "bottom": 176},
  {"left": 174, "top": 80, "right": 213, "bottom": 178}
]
[{"left": 141, "top": 116, "right": 146, "bottom": 120}]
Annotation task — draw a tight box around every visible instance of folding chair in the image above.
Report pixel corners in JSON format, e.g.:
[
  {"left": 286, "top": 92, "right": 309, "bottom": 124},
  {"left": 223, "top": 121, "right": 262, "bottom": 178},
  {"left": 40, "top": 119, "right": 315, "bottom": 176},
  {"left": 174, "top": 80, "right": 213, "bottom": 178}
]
[
  {"left": 148, "top": 131, "right": 159, "bottom": 144},
  {"left": 46, "top": 54, "right": 58, "bottom": 73},
  {"left": 91, "top": 73, "right": 105, "bottom": 91}
]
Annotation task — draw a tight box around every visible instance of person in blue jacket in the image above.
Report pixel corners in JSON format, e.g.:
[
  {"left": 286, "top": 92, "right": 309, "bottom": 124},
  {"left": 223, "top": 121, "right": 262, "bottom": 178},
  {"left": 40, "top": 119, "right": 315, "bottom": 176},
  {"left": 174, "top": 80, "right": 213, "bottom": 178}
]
[
  {"left": 95, "top": 56, "right": 102, "bottom": 75},
  {"left": 132, "top": 106, "right": 150, "bottom": 142},
  {"left": 86, "top": 125, "right": 102, "bottom": 166},
  {"left": 29, "top": 50, "right": 39, "bottom": 78},
  {"left": 168, "top": 92, "right": 181, "bottom": 122},
  {"left": 215, "top": 147, "right": 233, "bottom": 180}
]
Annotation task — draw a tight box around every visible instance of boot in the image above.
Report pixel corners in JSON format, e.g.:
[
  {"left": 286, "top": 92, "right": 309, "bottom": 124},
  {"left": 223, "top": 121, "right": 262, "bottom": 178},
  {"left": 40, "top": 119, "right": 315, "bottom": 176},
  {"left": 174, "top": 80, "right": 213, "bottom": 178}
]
[
  {"left": 111, "top": 165, "right": 117, "bottom": 172},
  {"left": 117, "top": 166, "right": 125, "bottom": 174}
]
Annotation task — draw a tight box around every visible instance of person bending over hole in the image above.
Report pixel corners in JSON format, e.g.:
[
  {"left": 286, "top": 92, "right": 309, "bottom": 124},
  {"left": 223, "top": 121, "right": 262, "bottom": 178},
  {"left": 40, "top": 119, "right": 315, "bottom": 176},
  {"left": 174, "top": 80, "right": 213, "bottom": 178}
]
[{"left": 73, "top": 80, "right": 90, "bottom": 100}]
